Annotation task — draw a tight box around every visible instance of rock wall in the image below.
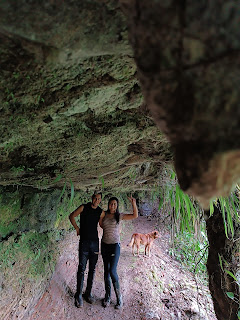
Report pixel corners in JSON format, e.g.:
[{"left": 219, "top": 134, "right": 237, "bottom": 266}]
[
  {"left": 121, "top": 0, "right": 240, "bottom": 207},
  {"left": 0, "top": 0, "right": 172, "bottom": 195}
]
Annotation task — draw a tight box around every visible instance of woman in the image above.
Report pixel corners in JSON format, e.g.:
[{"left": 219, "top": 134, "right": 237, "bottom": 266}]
[{"left": 99, "top": 195, "right": 138, "bottom": 309}]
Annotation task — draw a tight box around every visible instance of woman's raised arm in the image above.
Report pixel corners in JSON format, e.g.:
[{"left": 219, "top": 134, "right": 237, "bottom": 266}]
[{"left": 122, "top": 196, "right": 138, "bottom": 221}]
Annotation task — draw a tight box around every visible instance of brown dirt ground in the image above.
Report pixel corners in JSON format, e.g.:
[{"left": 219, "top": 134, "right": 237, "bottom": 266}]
[{"left": 28, "top": 216, "right": 217, "bottom": 320}]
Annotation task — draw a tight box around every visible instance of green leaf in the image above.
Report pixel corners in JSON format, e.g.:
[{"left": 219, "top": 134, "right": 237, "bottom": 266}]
[
  {"left": 34, "top": 249, "right": 41, "bottom": 261},
  {"left": 238, "top": 309, "right": 240, "bottom": 319},
  {"left": 233, "top": 193, "right": 240, "bottom": 209},
  {"left": 175, "top": 185, "right": 180, "bottom": 213},
  {"left": 226, "top": 292, "right": 234, "bottom": 300},
  {"left": 225, "top": 270, "right": 238, "bottom": 282},
  {"left": 218, "top": 254, "right": 224, "bottom": 272},
  {"left": 178, "top": 189, "right": 185, "bottom": 213},
  {"left": 183, "top": 193, "right": 191, "bottom": 220},
  {"left": 58, "top": 181, "right": 66, "bottom": 202},
  {"left": 209, "top": 200, "right": 214, "bottom": 216},
  {"left": 170, "top": 171, "right": 176, "bottom": 180},
  {"left": 158, "top": 197, "right": 164, "bottom": 210},
  {"left": 225, "top": 200, "right": 234, "bottom": 238},
  {"left": 99, "top": 176, "right": 104, "bottom": 189},
  {"left": 53, "top": 174, "right": 63, "bottom": 183},
  {"left": 70, "top": 179, "right": 74, "bottom": 204},
  {"left": 230, "top": 196, "right": 240, "bottom": 221},
  {"left": 169, "top": 190, "right": 174, "bottom": 208},
  {"left": 220, "top": 197, "right": 228, "bottom": 238},
  {"left": 185, "top": 216, "right": 191, "bottom": 233},
  {"left": 188, "top": 198, "right": 196, "bottom": 216}
]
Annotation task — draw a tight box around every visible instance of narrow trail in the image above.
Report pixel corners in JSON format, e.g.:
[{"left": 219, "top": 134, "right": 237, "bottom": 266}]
[{"left": 29, "top": 217, "right": 217, "bottom": 320}]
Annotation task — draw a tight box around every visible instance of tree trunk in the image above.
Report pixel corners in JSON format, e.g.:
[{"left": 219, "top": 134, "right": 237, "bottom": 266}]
[{"left": 205, "top": 203, "right": 239, "bottom": 320}]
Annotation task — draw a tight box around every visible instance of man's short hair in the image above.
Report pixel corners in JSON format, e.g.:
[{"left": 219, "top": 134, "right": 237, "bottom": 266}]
[{"left": 92, "top": 191, "right": 102, "bottom": 198}]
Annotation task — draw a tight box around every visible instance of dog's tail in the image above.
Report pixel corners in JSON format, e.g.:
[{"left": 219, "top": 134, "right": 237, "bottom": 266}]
[{"left": 127, "top": 235, "right": 135, "bottom": 247}]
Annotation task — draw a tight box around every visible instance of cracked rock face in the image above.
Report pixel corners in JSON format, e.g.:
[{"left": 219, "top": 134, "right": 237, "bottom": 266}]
[
  {"left": 121, "top": 0, "right": 240, "bottom": 206},
  {"left": 0, "top": 0, "right": 172, "bottom": 194}
]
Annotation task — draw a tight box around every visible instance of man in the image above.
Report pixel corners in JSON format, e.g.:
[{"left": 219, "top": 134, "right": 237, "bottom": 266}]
[{"left": 69, "top": 191, "right": 104, "bottom": 308}]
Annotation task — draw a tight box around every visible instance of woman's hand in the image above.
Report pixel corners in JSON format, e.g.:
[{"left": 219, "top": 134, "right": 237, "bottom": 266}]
[{"left": 128, "top": 195, "right": 137, "bottom": 206}]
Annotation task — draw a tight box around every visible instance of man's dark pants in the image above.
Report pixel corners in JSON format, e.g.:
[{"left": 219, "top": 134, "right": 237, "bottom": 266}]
[{"left": 76, "top": 239, "right": 99, "bottom": 297}]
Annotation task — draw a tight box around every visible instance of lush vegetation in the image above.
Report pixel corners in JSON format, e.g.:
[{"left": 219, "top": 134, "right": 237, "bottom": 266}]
[
  {"left": 146, "top": 166, "right": 240, "bottom": 287},
  {"left": 169, "top": 229, "right": 208, "bottom": 282},
  {"left": 1, "top": 169, "right": 239, "bottom": 320}
]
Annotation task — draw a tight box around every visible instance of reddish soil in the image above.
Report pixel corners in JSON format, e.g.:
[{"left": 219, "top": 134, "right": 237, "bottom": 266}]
[{"left": 28, "top": 216, "right": 217, "bottom": 320}]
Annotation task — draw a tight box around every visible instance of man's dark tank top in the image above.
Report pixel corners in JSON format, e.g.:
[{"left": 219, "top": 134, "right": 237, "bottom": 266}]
[{"left": 80, "top": 202, "right": 102, "bottom": 241}]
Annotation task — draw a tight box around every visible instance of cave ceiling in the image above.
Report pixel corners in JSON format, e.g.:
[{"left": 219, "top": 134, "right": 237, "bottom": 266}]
[
  {"left": 0, "top": 0, "right": 172, "bottom": 195},
  {"left": 1, "top": 0, "right": 240, "bottom": 206}
]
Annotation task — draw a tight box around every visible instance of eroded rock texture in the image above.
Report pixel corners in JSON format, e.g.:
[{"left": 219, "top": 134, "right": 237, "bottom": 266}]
[
  {"left": 0, "top": 0, "right": 172, "bottom": 194},
  {"left": 121, "top": 0, "right": 240, "bottom": 207},
  {"left": 1, "top": 0, "right": 240, "bottom": 206}
]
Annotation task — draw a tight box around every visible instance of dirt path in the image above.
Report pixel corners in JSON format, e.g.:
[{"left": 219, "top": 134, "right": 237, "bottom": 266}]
[{"left": 29, "top": 217, "right": 217, "bottom": 320}]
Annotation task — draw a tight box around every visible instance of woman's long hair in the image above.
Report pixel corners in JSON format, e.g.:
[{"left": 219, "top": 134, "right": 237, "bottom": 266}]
[{"left": 107, "top": 197, "right": 120, "bottom": 223}]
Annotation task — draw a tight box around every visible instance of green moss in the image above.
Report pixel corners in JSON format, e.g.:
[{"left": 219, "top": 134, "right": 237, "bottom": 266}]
[
  {"left": 55, "top": 191, "right": 90, "bottom": 229},
  {"left": 0, "top": 193, "right": 23, "bottom": 237},
  {"left": 0, "top": 231, "right": 56, "bottom": 279},
  {"left": 21, "top": 232, "right": 56, "bottom": 277},
  {"left": 0, "top": 189, "right": 61, "bottom": 237}
]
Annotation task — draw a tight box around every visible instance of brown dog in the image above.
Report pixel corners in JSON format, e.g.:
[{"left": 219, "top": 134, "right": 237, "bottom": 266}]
[{"left": 127, "top": 230, "right": 160, "bottom": 257}]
